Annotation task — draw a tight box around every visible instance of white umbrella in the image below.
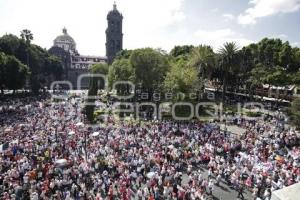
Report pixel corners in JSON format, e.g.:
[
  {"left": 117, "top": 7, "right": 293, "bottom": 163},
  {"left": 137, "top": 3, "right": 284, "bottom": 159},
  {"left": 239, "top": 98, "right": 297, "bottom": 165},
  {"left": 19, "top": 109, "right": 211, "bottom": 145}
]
[
  {"left": 55, "top": 159, "right": 68, "bottom": 166},
  {"left": 76, "top": 122, "right": 84, "bottom": 127},
  {"left": 92, "top": 132, "right": 100, "bottom": 137},
  {"left": 220, "top": 124, "right": 227, "bottom": 131},
  {"left": 12, "top": 139, "right": 19, "bottom": 144},
  {"left": 32, "top": 135, "right": 39, "bottom": 140},
  {"left": 68, "top": 131, "right": 75, "bottom": 136},
  {"left": 4, "top": 128, "right": 12, "bottom": 132},
  {"left": 146, "top": 172, "right": 155, "bottom": 179}
]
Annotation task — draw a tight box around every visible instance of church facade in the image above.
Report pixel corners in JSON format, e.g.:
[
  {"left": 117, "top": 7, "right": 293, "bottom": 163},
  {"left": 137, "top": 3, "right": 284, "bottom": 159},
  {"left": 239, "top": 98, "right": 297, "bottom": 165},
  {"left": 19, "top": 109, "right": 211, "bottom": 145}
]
[{"left": 49, "top": 3, "right": 123, "bottom": 89}]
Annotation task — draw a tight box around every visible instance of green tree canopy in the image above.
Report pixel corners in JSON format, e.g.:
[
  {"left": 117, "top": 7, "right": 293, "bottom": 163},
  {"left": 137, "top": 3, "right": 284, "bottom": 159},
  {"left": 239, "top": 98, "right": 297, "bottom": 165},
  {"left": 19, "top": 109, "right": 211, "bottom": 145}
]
[
  {"left": 130, "top": 48, "right": 170, "bottom": 90},
  {"left": 90, "top": 62, "right": 109, "bottom": 74},
  {"left": 265, "top": 66, "right": 291, "bottom": 86},
  {"left": 0, "top": 31, "right": 63, "bottom": 93},
  {"left": 170, "top": 45, "right": 194, "bottom": 60},
  {"left": 108, "top": 58, "right": 135, "bottom": 93},
  {"left": 188, "top": 45, "right": 215, "bottom": 78},
  {"left": 43, "top": 55, "right": 64, "bottom": 82},
  {"left": 218, "top": 42, "right": 241, "bottom": 102},
  {"left": 0, "top": 52, "right": 7, "bottom": 94},
  {"left": 115, "top": 49, "right": 133, "bottom": 60},
  {"left": 0, "top": 53, "right": 28, "bottom": 93},
  {"left": 20, "top": 29, "right": 33, "bottom": 45},
  {"left": 164, "top": 59, "right": 200, "bottom": 100},
  {"left": 248, "top": 63, "right": 268, "bottom": 88},
  {"left": 0, "top": 34, "right": 20, "bottom": 55}
]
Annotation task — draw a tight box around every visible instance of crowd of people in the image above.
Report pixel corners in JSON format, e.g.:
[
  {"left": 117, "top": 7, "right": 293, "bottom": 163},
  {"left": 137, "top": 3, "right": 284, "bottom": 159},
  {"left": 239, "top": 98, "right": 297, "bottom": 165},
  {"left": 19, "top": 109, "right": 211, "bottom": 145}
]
[{"left": 0, "top": 94, "right": 300, "bottom": 200}]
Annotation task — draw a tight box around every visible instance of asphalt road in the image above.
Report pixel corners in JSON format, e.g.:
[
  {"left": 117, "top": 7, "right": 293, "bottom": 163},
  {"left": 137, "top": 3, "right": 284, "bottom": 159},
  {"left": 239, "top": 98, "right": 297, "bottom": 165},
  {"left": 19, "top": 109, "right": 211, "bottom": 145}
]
[{"left": 180, "top": 166, "right": 252, "bottom": 200}]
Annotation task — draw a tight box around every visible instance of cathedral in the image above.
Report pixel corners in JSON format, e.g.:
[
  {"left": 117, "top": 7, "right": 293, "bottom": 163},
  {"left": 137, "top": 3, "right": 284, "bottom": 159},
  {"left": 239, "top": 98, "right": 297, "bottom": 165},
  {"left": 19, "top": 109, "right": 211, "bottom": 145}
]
[{"left": 49, "top": 2, "right": 123, "bottom": 89}]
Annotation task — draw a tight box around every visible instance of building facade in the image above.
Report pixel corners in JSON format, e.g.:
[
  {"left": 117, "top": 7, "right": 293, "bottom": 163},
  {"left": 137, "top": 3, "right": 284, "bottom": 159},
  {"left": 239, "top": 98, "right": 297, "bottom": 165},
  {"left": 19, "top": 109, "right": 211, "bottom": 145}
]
[{"left": 49, "top": 3, "right": 123, "bottom": 89}]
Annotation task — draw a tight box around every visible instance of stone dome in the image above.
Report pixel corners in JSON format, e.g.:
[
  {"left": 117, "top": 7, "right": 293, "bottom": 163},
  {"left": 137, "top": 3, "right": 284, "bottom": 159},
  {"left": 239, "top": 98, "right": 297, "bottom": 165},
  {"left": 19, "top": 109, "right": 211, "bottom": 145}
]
[{"left": 53, "top": 28, "right": 76, "bottom": 52}]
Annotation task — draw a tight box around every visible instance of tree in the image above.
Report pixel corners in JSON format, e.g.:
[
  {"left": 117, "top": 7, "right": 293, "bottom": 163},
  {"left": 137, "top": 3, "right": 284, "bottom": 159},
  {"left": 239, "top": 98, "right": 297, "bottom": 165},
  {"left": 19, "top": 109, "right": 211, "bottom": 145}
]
[
  {"left": 170, "top": 45, "right": 194, "bottom": 60},
  {"left": 218, "top": 42, "right": 240, "bottom": 103},
  {"left": 26, "top": 44, "right": 63, "bottom": 93},
  {"left": 0, "top": 32, "right": 65, "bottom": 94},
  {"left": 257, "top": 38, "right": 283, "bottom": 68},
  {"left": 20, "top": 29, "right": 37, "bottom": 93},
  {"left": 85, "top": 63, "right": 109, "bottom": 122},
  {"left": 244, "top": 38, "right": 300, "bottom": 95},
  {"left": 108, "top": 58, "right": 135, "bottom": 94},
  {"left": 20, "top": 29, "right": 33, "bottom": 45},
  {"left": 292, "top": 70, "right": 300, "bottom": 85},
  {"left": 45, "top": 55, "right": 63, "bottom": 80},
  {"left": 235, "top": 46, "right": 257, "bottom": 96},
  {"left": 115, "top": 49, "right": 133, "bottom": 60},
  {"left": 3, "top": 54, "right": 28, "bottom": 93},
  {"left": 0, "top": 34, "right": 20, "bottom": 55},
  {"left": 164, "top": 59, "right": 200, "bottom": 99},
  {"left": 20, "top": 29, "right": 33, "bottom": 66},
  {"left": 265, "top": 66, "right": 290, "bottom": 87},
  {"left": 39, "top": 55, "right": 64, "bottom": 88},
  {"left": 0, "top": 52, "right": 7, "bottom": 94},
  {"left": 90, "top": 62, "right": 109, "bottom": 74},
  {"left": 279, "top": 42, "right": 292, "bottom": 69},
  {"left": 188, "top": 45, "right": 215, "bottom": 95},
  {"left": 288, "top": 47, "right": 300, "bottom": 73},
  {"left": 130, "top": 48, "right": 170, "bottom": 92},
  {"left": 248, "top": 63, "right": 268, "bottom": 98}
]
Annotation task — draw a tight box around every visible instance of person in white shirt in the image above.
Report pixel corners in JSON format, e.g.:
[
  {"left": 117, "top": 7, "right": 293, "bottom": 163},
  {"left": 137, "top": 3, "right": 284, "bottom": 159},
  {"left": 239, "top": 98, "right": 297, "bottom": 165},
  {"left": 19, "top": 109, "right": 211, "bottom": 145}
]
[{"left": 208, "top": 179, "right": 214, "bottom": 195}]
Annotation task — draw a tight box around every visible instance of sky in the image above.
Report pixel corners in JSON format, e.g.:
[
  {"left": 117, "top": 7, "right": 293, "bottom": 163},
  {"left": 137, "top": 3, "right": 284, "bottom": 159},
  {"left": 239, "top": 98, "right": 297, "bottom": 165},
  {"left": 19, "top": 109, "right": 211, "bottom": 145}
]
[{"left": 0, "top": 0, "right": 300, "bottom": 56}]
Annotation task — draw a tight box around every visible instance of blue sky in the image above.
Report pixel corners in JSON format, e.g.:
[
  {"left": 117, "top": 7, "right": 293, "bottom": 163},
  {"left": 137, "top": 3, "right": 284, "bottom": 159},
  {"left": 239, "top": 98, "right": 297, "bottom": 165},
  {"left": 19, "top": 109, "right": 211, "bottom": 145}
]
[{"left": 0, "top": 0, "right": 299, "bottom": 56}]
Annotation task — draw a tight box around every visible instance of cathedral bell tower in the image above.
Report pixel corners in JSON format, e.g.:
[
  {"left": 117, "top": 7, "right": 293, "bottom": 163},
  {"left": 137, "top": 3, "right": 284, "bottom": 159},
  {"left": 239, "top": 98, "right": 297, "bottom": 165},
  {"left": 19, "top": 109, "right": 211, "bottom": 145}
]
[{"left": 106, "top": 2, "right": 123, "bottom": 64}]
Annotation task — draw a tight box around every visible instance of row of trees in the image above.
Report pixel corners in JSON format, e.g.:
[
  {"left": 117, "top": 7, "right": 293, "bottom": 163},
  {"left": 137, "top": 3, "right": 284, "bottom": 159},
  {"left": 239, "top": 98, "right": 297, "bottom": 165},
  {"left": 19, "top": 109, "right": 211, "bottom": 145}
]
[
  {"left": 98, "top": 38, "right": 300, "bottom": 102},
  {"left": 87, "top": 38, "right": 300, "bottom": 123},
  {"left": 0, "top": 30, "right": 63, "bottom": 94}
]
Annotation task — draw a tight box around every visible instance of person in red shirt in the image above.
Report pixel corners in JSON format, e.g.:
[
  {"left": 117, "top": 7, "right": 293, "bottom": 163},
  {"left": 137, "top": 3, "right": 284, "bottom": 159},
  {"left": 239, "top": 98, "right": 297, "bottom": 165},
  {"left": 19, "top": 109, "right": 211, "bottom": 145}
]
[
  {"left": 108, "top": 184, "right": 114, "bottom": 200},
  {"left": 148, "top": 195, "right": 155, "bottom": 200}
]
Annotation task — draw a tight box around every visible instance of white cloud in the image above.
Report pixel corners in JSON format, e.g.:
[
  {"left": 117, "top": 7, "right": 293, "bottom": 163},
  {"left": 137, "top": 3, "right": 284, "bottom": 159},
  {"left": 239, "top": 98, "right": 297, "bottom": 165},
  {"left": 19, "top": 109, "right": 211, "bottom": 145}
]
[
  {"left": 194, "top": 28, "right": 253, "bottom": 49},
  {"left": 292, "top": 42, "right": 300, "bottom": 47},
  {"left": 223, "top": 13, "right": 235, "bottom": 21},
  {"left": 0, "top": 0, "right": 186, "bottom": 55},
  {"left": 276, "top": 34, "right": 288, "bottom": 39},
  {"left": 123, "top": 0, "right": 186, "bottom": 50},
  {"left": 238, "top": 0, "right": 300, "bottom": 25},
  {"left": 268, "top": 34, "right": 289, "bottom": 40}
]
